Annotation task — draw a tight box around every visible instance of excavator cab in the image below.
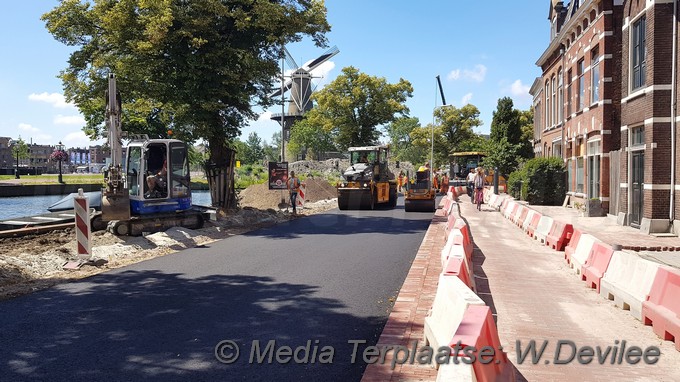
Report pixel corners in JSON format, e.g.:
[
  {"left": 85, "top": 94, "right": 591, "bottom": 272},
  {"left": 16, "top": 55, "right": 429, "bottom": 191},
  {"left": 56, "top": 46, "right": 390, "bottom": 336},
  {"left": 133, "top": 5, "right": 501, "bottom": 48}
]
[{"left": 125, "top": 139, "right": 192, "bottom": 215}]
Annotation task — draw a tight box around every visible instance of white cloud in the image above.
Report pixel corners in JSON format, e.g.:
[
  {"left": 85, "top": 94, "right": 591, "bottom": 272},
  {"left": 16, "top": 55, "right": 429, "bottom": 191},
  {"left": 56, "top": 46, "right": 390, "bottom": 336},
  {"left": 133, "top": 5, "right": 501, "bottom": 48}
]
[
  {"left": 28, "top": 92, "right": 75, "bottom": 109},
  {"left": 54, "top": 114, "right": 86, "bottom": 126},
  {"left": 447, "top": 65, "right": 487, "bottom": 82},
  {"left": 62, "top": 130, "right": 102, "bottom": 148},
  {"left": 17, "top": 123, "right": 51, "bottom": 142},
  {"left": 447, "top": 69, "right": 461, "bottom": 81},
  {"left": 509, "top": 79, "right": 530, "bottom": 96},
  {"left": 461, "top": 93, "right": 473, "bottom": 105},
  {"left": 310, "top": 60, "right": 336, "bottom": 88},
  {"left": 503, "top": 79, "right": 532, "bottom": 107},
  {"left": 18, "top": 123, "right": 40, "bottom": 133}
]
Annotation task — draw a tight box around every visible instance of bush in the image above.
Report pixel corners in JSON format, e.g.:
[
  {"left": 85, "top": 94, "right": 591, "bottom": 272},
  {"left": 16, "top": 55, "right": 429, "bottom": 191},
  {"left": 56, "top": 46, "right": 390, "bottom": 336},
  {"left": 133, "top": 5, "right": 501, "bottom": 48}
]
[
  {"left": 506, "top": 158, "right": 565, "bottom": 205},
  {"left": 507, "top": 170, "right": 527, "bottom": 200},
  {"left": 523, "top": 157, "right": 566, "bottom": 205}
]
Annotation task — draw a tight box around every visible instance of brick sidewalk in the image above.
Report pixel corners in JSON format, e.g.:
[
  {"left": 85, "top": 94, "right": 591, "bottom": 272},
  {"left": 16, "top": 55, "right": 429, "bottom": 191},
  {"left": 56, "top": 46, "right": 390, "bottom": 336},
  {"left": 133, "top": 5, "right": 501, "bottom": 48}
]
[
  {"left": 361, "top": 211, "right": 447, "bottom": 381},
  {"left": 463, "top": 195, "right": 680, "bottom": 381}
]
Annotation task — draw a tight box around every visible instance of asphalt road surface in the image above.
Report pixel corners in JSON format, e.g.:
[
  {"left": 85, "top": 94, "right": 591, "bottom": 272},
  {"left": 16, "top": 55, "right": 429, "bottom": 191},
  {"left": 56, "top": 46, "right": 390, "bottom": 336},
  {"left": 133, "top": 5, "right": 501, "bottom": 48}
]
[{"left": 0, "top": 196, "right": 437, "bottom": 382}]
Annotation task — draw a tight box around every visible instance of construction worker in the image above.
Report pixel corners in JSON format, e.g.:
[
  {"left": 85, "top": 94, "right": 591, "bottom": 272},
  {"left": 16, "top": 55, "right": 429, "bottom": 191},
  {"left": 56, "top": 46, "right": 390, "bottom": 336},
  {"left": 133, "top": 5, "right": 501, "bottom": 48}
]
[
  {"left": 398, "top": 171, "right": 405, "bottom": 193},
  {"left": 440, "top": 172, "right": 449, "bottom": 194},
  {"left": 287, "top": 170, "right": 301, "bottom": 214},
  {"left": 432, "top": 170, "right": 439, "bottom": 191}
]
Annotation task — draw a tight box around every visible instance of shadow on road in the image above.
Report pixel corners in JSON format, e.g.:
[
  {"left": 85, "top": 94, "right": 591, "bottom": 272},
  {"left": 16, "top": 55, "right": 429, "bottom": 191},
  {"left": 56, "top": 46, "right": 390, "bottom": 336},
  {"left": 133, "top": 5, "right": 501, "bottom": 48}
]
[{"left": 0, "top": 270, "right": 387, "bottom": 382}]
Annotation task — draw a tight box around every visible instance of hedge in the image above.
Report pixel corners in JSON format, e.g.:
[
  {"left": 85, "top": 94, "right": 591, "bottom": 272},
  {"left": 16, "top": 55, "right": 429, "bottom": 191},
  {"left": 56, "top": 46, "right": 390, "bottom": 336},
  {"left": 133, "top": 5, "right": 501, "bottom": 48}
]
[{"left": 507, "top": 157, "right": 565, "bottom": 205}]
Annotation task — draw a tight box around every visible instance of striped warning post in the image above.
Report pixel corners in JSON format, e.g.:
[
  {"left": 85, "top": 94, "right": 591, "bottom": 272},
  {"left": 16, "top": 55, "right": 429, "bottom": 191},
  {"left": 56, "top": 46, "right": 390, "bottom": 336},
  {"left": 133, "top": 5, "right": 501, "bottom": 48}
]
[
  {"left": 296, "top": 184, "right": 306, "bottom": 208},
  {"left": 74, "top": 189, "right": 92, "bottom": 261}
]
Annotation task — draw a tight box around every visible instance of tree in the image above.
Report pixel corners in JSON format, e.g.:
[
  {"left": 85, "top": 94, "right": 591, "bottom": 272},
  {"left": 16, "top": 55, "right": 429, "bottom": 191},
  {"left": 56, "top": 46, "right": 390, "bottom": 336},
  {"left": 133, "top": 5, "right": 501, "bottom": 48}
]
[
  {"left": 385, "top": 117, "right": 423, "bottom": 163},
  {"left": 490, "top": 97, "right": 521, "bottom": 144},
  {"left": 481, "top": 137, "right": 521, "bottom": 177},
  {"left": 288, "top": 118, "right": 336, "bottom": 160},
  {"left": 307, "top": 66, "right": 413, "bottom": 150},
  {"left": 517, "top": 109, "right": 535, "bottom": 160},
  {"left": 42, "top": 0, "right": 330, "bottom": 207},
  {"left": 409, "top": 104, "right": 482, "bottom": 168},
  {"left": 11, "top": 137, "right": 29, "bottom": 164},
  {"left": 243, "top": 132, "right": 265, "bottom": 164}
]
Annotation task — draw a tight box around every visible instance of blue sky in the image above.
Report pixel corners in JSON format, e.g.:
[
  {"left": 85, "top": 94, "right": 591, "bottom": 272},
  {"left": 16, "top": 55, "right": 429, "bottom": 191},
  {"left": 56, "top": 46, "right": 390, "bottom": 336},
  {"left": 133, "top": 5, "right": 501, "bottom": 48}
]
[{"left": 0, "top": 1, "right": 548, "bottom": 149}]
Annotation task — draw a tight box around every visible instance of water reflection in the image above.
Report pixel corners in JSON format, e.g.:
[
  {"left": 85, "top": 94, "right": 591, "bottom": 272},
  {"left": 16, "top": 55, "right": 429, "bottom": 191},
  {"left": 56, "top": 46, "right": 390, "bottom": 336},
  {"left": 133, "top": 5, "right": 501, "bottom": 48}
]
[{"left": 0, "top": 191, "right": 212, "bottom": 220}]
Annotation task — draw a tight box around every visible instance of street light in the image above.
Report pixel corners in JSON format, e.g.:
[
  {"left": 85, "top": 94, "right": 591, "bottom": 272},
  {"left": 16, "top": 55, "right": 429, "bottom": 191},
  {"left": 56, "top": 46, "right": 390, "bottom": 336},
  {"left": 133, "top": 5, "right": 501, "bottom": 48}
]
[
  {"left": 13, "top": 140, "right": 20, "bottom": 179},
  {"left": 56, "top": 141, "right": 65, "bottom": 184}
]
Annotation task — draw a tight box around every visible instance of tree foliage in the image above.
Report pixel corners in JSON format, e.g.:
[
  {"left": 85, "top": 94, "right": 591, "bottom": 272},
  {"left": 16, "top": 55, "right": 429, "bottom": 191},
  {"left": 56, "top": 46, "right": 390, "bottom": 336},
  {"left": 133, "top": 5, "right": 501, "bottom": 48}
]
[
  {"left": 485, "top": 97, "right": 533, "bottom": 175},
  {"left": 409, "top": 104, "right": 482, "bottom": 168},
  {"left": 11, "top": 137, "right": 29, "bottom": 160},
  {"left": 307, "top": 66, "right": 413, "bottom": 150},
  {"left": 288, "top": 118, "right": 336, "bottom": 160},
  {"left": 385, "top": 117, "right": 427, "bottom": 164},
  {"left": 42, "top": 0, "right": 331, "bottom": 165}
]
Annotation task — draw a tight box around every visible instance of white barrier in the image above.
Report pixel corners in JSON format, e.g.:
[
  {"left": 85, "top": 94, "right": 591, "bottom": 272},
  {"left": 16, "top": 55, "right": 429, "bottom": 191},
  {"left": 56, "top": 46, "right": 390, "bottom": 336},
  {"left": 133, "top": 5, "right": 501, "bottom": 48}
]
[
  {"left": 502, "top": 201, "right": 517, "bottom": 219},
  {"left": 600, "top": 251, "right": 662, "bottom": 321},
  {"left": 522, "top": 210, "right": 537, "bottom": 233},
  {"left": 423, "top": 275, "right": 486, "bottom": 355},
  {"left": 511, "top": 204, "right": 524, "bottom": 224},
  {"left": 436, "top": 360, "right": 475, "bottom": 381},
  {"left": 570, "top": 234, "right": 599, "bottom": 274},
  {"left": 533, "top": 216, "right": 554, "bottom": 244}
]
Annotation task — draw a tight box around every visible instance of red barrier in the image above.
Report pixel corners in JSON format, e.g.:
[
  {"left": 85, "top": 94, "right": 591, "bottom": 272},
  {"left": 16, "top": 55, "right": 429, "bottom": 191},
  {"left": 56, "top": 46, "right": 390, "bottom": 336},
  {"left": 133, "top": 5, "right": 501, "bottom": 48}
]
[
  {"left": 443, "top": 256, "right": 474, "bottom": 290},
  {"left": 642, "top": 267, "right": 680, "bottom": 351},
  {"left": 527, "top": 213, "right": 542, "bottom": 238},
  {"left": 448, "top": 305, "right": 512, "bottom": 382},
  {"left": 453, "top": 220, "right": 471, "bottom": 245},
  {"left": 445, "top": 214, "right": 458, "bottom": 238},
  {"left": 564, "top": 229, "right": 583, "bottom": 264},
  {"left": 546, "top": 221, "right": 574, "bottom": 251},
  {"left": 581, "top": 242, "right": 614, "bottom": 292},
  {"left": 515, "top": 206, "right": 529, "bottom": 228}
]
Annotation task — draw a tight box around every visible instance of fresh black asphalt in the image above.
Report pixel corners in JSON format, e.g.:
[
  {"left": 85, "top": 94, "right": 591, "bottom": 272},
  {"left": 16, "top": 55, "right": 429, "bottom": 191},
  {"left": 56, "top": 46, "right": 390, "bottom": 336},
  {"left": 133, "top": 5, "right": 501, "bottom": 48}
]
[{"left": 0, "top": 196, "right": 436, "bottom": 381}]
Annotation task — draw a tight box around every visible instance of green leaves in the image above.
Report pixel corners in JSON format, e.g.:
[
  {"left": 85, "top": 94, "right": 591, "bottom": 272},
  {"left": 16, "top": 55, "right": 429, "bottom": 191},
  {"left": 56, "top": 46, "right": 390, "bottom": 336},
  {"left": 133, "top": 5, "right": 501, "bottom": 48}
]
[
  {"left": 309, "top": 66, "right": 413, "bottom": 150},
  {"left": 42, "top": 0, "right": 330, "bottom": 166}
]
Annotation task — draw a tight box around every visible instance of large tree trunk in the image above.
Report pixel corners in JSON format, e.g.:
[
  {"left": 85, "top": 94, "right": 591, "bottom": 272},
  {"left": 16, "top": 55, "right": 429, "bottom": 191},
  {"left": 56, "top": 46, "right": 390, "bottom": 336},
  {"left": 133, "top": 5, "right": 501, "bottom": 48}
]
[{"left": 205, "top": 138, "right": 236, "bottom": 209}]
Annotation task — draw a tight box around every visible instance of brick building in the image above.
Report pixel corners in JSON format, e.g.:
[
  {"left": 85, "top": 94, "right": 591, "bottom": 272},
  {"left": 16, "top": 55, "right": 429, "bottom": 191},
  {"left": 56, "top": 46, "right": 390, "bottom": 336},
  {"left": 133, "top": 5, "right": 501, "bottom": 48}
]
[
  {"left": 617, "top": 0, "right": 680, "bottom": 233},
  {"left": 534, "top": 0, "right": 680, "bottom": 234},
  {"left": 534, "top": 0, "right": 624, "bottom": 215}
]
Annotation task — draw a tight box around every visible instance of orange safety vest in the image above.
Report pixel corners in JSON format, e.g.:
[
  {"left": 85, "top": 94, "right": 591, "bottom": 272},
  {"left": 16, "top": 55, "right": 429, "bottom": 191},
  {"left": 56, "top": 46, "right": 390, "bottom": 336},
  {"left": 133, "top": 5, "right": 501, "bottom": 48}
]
[{"left": 288, "top": 177, "right": 300, "bottom": 193}]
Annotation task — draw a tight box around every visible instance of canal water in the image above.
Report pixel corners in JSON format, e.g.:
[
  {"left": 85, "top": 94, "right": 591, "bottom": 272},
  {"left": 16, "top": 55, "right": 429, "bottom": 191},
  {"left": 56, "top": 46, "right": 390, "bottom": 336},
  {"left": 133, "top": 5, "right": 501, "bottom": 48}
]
[{"left": 0, "top": 191, "right": 212, "bottom": 220}]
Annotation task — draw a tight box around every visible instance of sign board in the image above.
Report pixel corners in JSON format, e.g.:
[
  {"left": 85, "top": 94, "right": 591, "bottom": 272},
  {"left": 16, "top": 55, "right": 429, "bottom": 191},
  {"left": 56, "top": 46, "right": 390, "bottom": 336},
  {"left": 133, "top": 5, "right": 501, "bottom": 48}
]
[
  {"left": 269, "top": 161, "right": 288, "bottom": 190},
  {"left": 236, "top": 160, "right": 241, "bottom": 168}
]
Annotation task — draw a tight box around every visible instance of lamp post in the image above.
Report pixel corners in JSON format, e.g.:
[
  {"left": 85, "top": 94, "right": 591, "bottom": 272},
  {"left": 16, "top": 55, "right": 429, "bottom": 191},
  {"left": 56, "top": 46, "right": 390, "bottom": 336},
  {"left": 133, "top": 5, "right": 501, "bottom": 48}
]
[
  {"left": 14, "top": 141, "right": 20, "bottom": 179},
  {"left": 56, "top": 141, "right": 64, "bottom": 184}
]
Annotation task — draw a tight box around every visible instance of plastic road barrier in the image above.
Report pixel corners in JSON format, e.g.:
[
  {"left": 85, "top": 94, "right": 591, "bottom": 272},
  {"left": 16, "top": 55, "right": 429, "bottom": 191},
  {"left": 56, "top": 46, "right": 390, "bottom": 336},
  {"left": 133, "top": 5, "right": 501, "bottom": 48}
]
[
  {"left": 546, "top": 221, "right": 574, "bottom": 251},
  {"left": 642, "top": 267, "right": 680, "bottom": 351},
  {"left": 423, "top": 275, "right": 486, "bottom": 356},
  {"left": 600, "top": 251, "right": 661, "bottom": 321},
  {"left": 533, "top": 216, "right": 555, "bottom": 244},
  {"left": 581, "top": 242, "right": 614, "bottom": 292}
]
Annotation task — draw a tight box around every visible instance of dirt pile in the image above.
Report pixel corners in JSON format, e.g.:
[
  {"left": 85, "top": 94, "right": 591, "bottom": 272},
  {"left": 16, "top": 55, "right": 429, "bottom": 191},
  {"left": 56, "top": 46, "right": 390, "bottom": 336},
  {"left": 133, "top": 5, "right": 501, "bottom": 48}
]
[{"left": 238, "top": 178, "right": 338, "bottom": 210}]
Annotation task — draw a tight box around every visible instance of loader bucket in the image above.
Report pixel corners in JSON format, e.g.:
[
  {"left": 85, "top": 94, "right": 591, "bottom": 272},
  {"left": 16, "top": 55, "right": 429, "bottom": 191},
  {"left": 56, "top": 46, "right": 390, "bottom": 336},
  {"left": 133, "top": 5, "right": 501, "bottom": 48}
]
[{"left": 101, "top": 191, "right": 131, "bottom": 221}]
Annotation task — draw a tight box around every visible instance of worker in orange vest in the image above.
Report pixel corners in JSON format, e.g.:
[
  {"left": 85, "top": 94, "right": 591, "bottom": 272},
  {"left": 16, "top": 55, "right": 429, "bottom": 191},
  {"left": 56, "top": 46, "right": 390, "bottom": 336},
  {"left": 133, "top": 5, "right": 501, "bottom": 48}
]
[
  {"left": 440, "top": 172, "right": 449, "bottom": 194},
  {"left": 397, "top": 171, "right": 405, "bottom": 193},
  {"left": 432, "top": 170, "right": 439, "bottom": 191}
]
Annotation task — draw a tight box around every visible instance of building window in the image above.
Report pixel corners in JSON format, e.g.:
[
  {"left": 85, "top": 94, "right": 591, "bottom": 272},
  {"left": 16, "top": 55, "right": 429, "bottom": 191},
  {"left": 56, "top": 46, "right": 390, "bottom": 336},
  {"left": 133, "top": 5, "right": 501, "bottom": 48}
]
[
  {"left": 632, "top": 16, "right": 646, "bottom": 90},
  {"left": 545, "top": 82, "right": 550, "bottom": 129},
  {"left": 552, "top": 141, "right": 562, "bottom": 158},
  {"left": 576, "top": 157, "right": 585, "bottom": 193},
  {"left": 551, "top": 76, "right": 557, "bottom": 126},
  {"left": 577, "top": 58, "right": 585, "bottom": 110},
  {"left": 591, "top": 47, "right": 600, "bottom": 103},
  {"left": 587, "top": 140, "right": 601, "bottom": 198},
  {"left": 534, "top": 104, "right": 541, "bottom": 140},
  {"left": 566, "top": 69, "right": 572, "bottom": 116},
  {"left": 567, "top": 159, "right": 573, "bottom": 192},
  {"left": 631, "top": 126, "right": 645, "bottom": 146},
  {"left": 558, "top": 69, "right": 563, "bottom": 122}
]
